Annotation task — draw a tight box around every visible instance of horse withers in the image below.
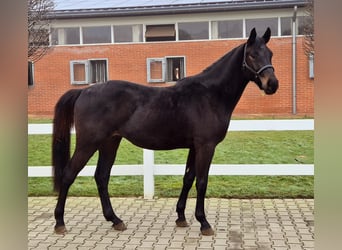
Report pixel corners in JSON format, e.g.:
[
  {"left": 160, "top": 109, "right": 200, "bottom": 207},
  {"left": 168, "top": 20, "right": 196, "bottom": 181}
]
[{"left": 52, "top": 28, "right": 278, "bottom": 236}]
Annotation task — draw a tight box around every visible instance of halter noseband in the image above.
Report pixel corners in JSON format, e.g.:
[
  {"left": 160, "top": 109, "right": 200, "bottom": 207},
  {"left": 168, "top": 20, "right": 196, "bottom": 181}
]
[{"left": 242, "top": 43, "right": 274, "bottom": 80}]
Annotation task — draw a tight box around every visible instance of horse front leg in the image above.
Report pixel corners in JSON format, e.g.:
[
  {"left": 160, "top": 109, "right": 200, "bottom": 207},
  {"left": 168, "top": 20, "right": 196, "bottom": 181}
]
[
  {"left": 95, "top": 137, "right": 126, "bottom": 231},
  {"left": 176, "top": 148, "right": 196, "bottom": 227},
  {"left": 194, "top": 143, "right": 216, "bottom": 236}
]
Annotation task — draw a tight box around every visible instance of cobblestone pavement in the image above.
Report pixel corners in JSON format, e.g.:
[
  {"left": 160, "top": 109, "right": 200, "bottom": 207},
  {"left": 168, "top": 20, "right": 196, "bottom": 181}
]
[{"left": 28, "top": 197, "right": 314, "bottom": 249}]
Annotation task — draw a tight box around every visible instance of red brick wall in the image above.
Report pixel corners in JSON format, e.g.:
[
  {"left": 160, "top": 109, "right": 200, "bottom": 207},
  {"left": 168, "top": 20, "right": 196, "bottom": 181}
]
[{"left": 28, "top": 37, "right": 314, "bottom": 117}]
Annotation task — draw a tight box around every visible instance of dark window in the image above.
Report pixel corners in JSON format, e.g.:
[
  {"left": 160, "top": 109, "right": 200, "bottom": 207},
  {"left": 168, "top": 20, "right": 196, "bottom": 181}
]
[
  {"left": 281, "top": 16, "right": 308, "bottom": 36},
  {"left": 89, "top": 60, "right": 107, "bottom": 83},
  {"left": 178, "top": 22, "right": 209, "bottom": 40},
  {"left": 166, "top": 57, "right": 185, "bottom": 82},
  {"left": 51, "top": 27, "right": 80, "bottom": 45},
  {"left": 70, "top": 59, "right": 108, "bottom": 84},
  {"left": 214, "top": 20, "right": 243, "bottom": 39},
  {"left": 246, "top": 18, "right": 278, "bottom": 37},
  {"left": 281, "top": 17, "right": 292, "bottom": 36},
  {"left": 28, "top": 61, "right": 34, "bottom": 86},
  {"left": 82, "top": 26, "right": 111, "bottom": 44},
  {"left": 147, "top": 57, "right": 185, "bottom": 83},
  {"left": 114, "top": 25, "right": 142, "bottom": 43},
  {"left": 297, "top": 16, "right": 307, "bottom": 35}
]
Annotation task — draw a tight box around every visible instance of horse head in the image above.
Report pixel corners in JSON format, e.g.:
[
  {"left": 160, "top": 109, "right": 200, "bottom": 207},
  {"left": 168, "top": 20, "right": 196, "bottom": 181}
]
[{"left": 243, "top": 27, "right": 279, "bottom": 95}]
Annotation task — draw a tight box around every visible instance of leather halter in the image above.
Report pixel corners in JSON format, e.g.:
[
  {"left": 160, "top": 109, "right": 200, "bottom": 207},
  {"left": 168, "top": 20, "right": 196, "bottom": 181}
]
[{"left": 242, "top": 43, "right": 274, "bottom": 80}]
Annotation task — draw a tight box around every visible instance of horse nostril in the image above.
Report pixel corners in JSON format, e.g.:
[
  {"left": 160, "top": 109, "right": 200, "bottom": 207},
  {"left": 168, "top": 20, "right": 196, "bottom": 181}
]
[
  {"left": 273, "top": 79, "right": 279, "bottom": 91},
  {"left": 265, "top": 79, "right": 278, "bottom": 94}
]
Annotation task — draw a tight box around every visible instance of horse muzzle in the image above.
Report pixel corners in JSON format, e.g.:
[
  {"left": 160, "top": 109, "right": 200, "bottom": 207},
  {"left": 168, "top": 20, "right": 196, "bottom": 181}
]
[
  {"left": 264, "top": 78, "right": 278, "bottom": 95},
  {"left": 259, "top": 70, "right": 278, "bottom": 95}
]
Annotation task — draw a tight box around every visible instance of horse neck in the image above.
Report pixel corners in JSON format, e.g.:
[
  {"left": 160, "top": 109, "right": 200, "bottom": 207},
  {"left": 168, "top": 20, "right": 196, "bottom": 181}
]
[{"left": 197, "top": 44, "right": 249, "bottom": 109}]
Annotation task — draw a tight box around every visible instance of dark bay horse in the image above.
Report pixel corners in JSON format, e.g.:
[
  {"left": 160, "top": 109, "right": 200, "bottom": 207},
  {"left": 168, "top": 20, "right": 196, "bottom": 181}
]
[{"left": 52, "top": 28, "right": 278, "bottom": 236}]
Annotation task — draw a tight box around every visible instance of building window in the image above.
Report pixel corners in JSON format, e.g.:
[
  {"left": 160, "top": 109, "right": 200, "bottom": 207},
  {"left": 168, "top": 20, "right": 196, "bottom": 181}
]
[
  {"left": 166, "top": 57, "right": 185, "bottom": 82},
  {"left": 145, "top": 24, "right": 176, "bottom": 42},
  {"left": 114, "top": 25, "right": 143, "bottom": 43},
  {"left": 146, "top": 58, "right": 165, "bottom": 83},
  {"left": 28, "top": 61, "right": 34, "bottom": 87},
  {"left": 211, "top": 20, "right": 243, "bottom": 39},
  {"left": 309, "top": 54, "right": 314, "bottom": 79},
  {"left": 51, "top": 27, "right": 80, "bottom": 45},
  {"left": 280, "top": 17, "right": 292, "bottom": 36},
  {"left": 70, "top": 59, "right": 108, "bottom": 85},
  {"left": 297, "top": 16, "right": 307, "bottom": 35},
  {"left": 82, "top": 26, "right": 111, "bottom": 44},
  {"left": 178, "top": 22, "right": 209, "bottom": 40},
  {"left": 147, "top": 56, "right": 186, "bottom": 83},
  {"left": 281, "top": 16, "right": 308, "bottom": 36},
  {"left": 245, "top": 18, "right": 278, "bottom": 37}
]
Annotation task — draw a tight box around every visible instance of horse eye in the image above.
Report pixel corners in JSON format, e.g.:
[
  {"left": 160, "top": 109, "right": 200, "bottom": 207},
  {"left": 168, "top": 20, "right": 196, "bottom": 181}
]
[{"left": 249, "top": 54, "right": 256, "bottom": 60}]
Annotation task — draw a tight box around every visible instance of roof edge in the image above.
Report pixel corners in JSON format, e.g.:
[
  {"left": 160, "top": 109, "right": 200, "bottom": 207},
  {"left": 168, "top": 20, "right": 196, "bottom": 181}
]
[{"left": 49, "top": 0, "right": 308, "bottom": 20}]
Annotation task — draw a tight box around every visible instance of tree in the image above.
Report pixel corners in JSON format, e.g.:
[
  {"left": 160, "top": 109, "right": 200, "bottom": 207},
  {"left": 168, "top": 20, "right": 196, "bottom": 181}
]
[
  {"left": 28, "top": 0, "right": 54, "bottom": 63},
  {"left": 303, "top": 0, "right": 314, "bottom": 56}
]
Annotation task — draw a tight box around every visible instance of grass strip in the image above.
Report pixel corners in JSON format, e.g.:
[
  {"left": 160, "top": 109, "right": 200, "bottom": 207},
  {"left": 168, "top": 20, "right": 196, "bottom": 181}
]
[{"left": 28, "top": 131, "right": 313, "bottom": 198}]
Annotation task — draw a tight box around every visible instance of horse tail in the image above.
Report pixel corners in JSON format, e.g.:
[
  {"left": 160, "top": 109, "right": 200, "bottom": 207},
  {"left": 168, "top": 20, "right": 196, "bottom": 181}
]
[{"left": 52, "top": 89, "right": 82, "bottom": 192}]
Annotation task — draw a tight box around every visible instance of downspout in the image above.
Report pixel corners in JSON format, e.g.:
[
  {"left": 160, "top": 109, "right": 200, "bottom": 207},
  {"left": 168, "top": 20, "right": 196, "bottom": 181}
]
[{"left": 292, "top": 5, "right": 297, "bottom": 114}]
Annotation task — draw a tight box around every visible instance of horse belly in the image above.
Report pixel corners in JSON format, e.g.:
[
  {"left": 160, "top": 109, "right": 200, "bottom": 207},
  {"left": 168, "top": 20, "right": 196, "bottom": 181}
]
[{"left": 120, "top": 120, "right": 191, "bottom": 150}]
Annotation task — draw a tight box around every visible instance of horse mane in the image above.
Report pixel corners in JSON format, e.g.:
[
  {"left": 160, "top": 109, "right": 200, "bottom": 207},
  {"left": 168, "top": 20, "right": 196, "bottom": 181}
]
[
  {"left": 197, "top": 44, "right": 244, "bottom": 87},
  {"left": 173, "top": 43, "right": 245, "bottom": 89}
]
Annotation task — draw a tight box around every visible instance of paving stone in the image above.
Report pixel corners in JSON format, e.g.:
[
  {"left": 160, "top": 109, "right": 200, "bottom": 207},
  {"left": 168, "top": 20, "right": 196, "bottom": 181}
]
[
  {"left": 288, "top": 244, "right": 304, "bottom": 250},
  {"left": 82, "top": 240, "right": 98, "bottom": 247},
  {"left": 272, "top": 247, "right": 288, "bottom": 250},
  {"left": 151, "top": 246, "right": 167, "bottom": 250},
  {"left": 28, "top": 197, "right": 314, "bottom": 250},
  {"left": 286, "top": 236, "right": 301, "bottom": 244},
  {"left": 272, "top": 239, "right": 288, "bottom": 247},
  {"left": 302, "top": 240, "right": 314, "bottom": 248},
  {"left": 168, "top": 240, "right": 184, "bottom": 248}
]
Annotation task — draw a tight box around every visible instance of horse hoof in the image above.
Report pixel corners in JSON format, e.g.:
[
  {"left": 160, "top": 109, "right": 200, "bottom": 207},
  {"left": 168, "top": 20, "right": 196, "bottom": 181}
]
[
  {"left": 54, "top": 225, "right": 67, "bottom": 234},
  {"left": 175, "top": 219, "right": 189, "bottom": 227},
  {"left": 113, "top": 222, "right": 127, "bottom": 231},
  {"left": 201, "top": 227, "right": 215, "bottom": 236}
]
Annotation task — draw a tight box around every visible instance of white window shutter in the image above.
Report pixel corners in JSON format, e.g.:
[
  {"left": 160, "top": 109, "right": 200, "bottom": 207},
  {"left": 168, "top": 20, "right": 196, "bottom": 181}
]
[
  {"left": 70, "top": 60, "right": 89, "bottom": 85},
  {"left": 146, "top": 58, "right": 166, "bottom": 83}
]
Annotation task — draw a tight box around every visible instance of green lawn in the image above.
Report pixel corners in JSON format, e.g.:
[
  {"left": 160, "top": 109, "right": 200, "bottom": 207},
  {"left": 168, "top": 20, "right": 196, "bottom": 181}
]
[{"left": 28, "top": 131, "right": 314, "bottom": 198}]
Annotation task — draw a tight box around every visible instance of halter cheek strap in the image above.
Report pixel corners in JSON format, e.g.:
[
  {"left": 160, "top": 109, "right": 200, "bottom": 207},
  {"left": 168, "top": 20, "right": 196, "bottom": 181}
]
[{"left": 242, "top": 43, "right": 274, "bottom": 79}]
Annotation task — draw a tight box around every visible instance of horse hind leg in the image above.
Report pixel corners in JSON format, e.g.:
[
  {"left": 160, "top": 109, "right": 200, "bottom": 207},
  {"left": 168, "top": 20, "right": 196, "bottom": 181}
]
[
  {"left": 176, "top": 148, "right": 196, "bottom": 227},
  {"left": 54, "top": 144, "right": 97, "bottom": 234},
  {"left": 95, "top": 136, "right": 126, "bottom": 231}
]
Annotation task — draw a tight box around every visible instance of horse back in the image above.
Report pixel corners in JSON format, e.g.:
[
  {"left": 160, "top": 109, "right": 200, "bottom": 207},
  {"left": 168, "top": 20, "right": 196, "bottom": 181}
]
[{"left": 73, "top": 80, "right": 229, "bottom": 149}]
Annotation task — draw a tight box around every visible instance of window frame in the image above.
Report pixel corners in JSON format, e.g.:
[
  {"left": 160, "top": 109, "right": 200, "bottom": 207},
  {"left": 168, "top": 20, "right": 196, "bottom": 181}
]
[
  {"left": 70, "top": 58, "right": 108, "bottom": 85},
  {"left": 28, "top": 61, "right": 34, "bottom": 87},
  {"left": 211, "top": 19, "right": 243, "bottom": 39},
  {"left": 245, "top": 17, "right": 279, "bottom": 37},
  {"left": 81, "top": 26, "right": 112, "bottom": 44},
  {"left": 145, "top": 24, "right": 176, "bottom": 42},
  {"left": 51, "top": 27, "right": 80, "bottom": 45},
  {"left": 146, "top": 58, "right": 166, "bottom": 83},
  {"left": 147, "top": 56, "right": 186, "bottom": 83},
  {"left": 178, "top": 21, "right": 209, "bottom": 41},
  {"left": 113, "top": 24, "right": 143, "bottom": 43},
  {"left": 309, "top": 54, "right": 314, "bottom": 79},
  {"left": 50, "top": 11, "right": 309, "bottom": 46},
  {"left": 165, "top": 56, "right": 186, "bottom": 82}
]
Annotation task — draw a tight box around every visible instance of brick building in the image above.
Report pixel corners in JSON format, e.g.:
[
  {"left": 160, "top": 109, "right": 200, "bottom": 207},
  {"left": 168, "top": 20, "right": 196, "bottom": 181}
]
[{"left": 28, "top": 0, "right": 313, "bottom": 117}]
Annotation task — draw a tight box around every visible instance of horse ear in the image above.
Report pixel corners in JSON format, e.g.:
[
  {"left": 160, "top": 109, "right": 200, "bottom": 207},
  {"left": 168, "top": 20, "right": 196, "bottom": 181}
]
[
  {"left": 247, "top": 28, "right": 257, "bottom": 45},
  {"left": 263, "top": 27, "right": 271, "bottom": 44}
]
